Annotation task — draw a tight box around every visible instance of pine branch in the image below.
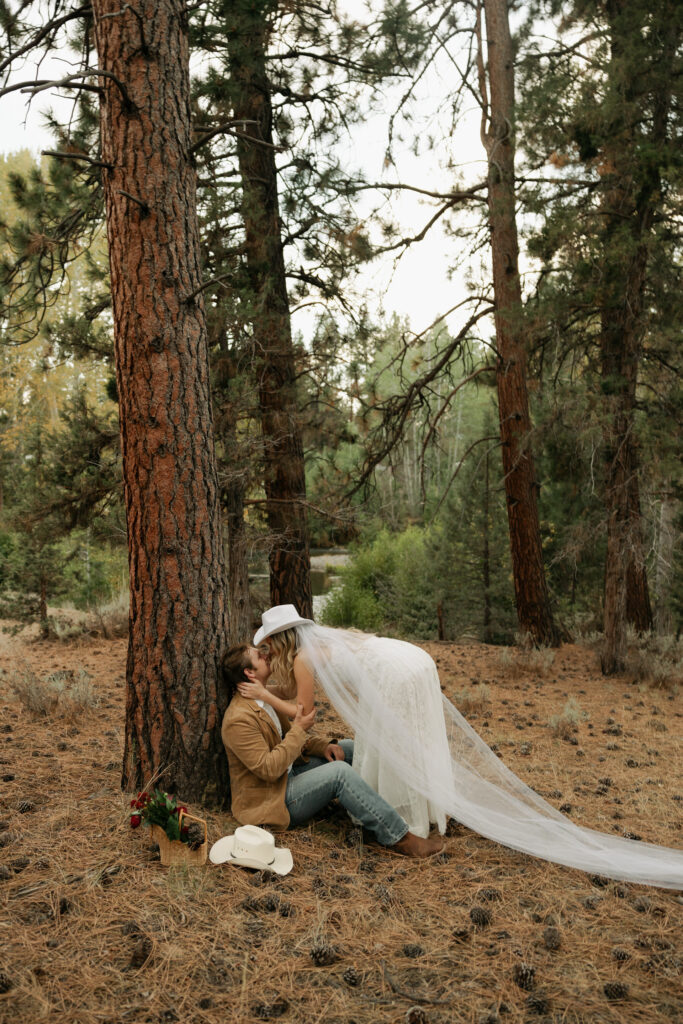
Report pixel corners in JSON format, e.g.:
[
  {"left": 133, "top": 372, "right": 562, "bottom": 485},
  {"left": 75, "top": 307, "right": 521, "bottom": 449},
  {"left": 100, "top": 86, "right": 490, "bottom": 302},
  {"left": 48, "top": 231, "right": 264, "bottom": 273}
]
[
  {"left": 189, "top": 119, "right": 259, "bottom": 154},
  {"left": 0, "top": 5, "right": 92, "bottom": 76},
  {"left": 42, "top": 149, "right": 113, "bottom": 169},
  {"left": 17, "top": 69, "right": 135, "bottom": 108}
]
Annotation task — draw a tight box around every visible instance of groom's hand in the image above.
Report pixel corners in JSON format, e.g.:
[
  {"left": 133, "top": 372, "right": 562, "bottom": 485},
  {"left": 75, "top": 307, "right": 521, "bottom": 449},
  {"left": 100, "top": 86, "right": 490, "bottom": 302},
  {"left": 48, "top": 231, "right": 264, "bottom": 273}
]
[
  {"left": 294, "top": 703, "right": 316, "bottom": 732},
  {"left": 324, "top": 743, "right": 345, "bottom": 762}
]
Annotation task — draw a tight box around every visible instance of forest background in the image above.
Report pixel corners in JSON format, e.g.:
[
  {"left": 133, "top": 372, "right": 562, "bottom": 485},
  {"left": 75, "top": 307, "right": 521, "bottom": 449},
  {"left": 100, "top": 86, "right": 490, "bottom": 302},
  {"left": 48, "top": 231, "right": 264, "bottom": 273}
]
[{"left": 0, "top": 0, "right": 680, "bottom": 800}]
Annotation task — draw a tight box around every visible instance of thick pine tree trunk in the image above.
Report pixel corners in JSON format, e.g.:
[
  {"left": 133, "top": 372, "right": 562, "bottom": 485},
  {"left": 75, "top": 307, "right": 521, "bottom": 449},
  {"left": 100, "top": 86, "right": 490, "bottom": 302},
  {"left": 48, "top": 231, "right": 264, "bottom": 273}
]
[
  {"left": 226, "top": 5, "right": 312, "bottom": 618},
  {"left": 92, "top": 0, "right": 230, "bottom": 803},
  {"left": 481, "top": 0, "right": 558, "bottom": 646},
  {"left": 598, "top": 0, "right": 673, "bottom": 672}
]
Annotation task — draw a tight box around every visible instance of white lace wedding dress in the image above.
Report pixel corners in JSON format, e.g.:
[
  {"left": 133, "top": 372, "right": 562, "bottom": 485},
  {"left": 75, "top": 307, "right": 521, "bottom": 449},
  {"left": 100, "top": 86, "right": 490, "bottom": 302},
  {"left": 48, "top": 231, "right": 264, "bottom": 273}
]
[{"left": 294, "top": 622, "right": 683, "bottom": 890}]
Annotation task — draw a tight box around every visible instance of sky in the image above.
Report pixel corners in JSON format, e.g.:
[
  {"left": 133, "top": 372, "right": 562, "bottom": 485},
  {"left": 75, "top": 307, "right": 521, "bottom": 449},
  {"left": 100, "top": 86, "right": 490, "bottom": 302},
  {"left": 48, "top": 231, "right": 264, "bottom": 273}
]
[{"left": 0, "top": 3, "right": 487, "bottom": 341}]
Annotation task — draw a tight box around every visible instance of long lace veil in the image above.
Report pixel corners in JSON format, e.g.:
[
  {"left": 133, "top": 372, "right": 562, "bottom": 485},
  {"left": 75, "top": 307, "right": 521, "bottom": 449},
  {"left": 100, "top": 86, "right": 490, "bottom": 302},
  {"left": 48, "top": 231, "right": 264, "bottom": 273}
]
[{"left": 295, "top": 622, "right": 683, "bottom": 890}]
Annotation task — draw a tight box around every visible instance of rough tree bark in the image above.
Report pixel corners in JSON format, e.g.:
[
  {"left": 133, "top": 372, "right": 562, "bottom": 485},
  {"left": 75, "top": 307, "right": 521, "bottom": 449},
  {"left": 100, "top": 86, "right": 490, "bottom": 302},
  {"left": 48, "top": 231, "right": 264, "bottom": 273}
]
[
  {"left": 599, "top": 0, "right": 674, "bottom": 672},
  {"left": 226, "top": 1, "right": 313, "bottom": 618},
  {"left": 479, "top": 0, "right": 559, "bottom": 645},
  {"left": 92, "top": 0, "right": 230, "bottom": 803}
]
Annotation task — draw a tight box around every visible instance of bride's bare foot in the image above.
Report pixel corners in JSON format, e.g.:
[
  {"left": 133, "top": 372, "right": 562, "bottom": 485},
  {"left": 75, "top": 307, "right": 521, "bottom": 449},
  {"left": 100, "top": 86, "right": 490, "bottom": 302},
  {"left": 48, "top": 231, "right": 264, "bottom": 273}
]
[{"left": 389, "top": 832, "right": 444, "bottom": 858}]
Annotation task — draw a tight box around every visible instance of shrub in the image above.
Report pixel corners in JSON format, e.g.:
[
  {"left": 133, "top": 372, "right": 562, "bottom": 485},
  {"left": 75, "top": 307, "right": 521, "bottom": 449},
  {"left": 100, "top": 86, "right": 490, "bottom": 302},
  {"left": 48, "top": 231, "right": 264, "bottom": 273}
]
[
  {"left": 92, "top": 588, "right": 129, "bottom": 639},
  {"left": 625, "top": 633, "right": 682, "bottom": 691},
  {"left": 549, "top": 697, "right": 587, "bottom": 739},
  {"left": 8, "top": 665, "right": 98, "bottom": 717},
  {"left": 453, "top": 684, "right": 491, "bottom": 715},
  {"left": 321, "top": 528, "right": 438, "bottom": 639},
  {"left": 8, "top": 664, "right": 59, "bottom": 716},
  {"left": 321, "top": 577, "right": 382, "bottom": 631},
  {"left": 497, "top": 637, "right": 556, "bottom": 679}
]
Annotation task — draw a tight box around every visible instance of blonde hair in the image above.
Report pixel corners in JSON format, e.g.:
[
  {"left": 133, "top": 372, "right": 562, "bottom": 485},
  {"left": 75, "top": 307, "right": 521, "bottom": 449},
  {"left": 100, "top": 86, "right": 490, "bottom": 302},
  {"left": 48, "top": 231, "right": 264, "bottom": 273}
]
[{"left": 267, "top": 627, "right": 299, "bottom": 697}]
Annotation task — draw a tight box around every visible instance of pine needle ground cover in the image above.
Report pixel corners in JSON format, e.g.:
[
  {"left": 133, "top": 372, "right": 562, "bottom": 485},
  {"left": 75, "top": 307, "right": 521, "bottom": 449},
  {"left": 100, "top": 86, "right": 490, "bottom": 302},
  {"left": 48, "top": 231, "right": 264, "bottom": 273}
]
[{"left": 0, "top": 626, "right": 681, "bottom": 1024}]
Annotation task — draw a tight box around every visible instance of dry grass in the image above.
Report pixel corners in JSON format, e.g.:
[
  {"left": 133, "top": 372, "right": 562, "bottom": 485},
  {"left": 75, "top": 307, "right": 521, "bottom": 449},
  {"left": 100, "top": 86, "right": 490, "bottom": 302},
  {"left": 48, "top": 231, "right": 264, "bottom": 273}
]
[{"left": 1, "top": 629, "right": 681, "bottom": 1024}]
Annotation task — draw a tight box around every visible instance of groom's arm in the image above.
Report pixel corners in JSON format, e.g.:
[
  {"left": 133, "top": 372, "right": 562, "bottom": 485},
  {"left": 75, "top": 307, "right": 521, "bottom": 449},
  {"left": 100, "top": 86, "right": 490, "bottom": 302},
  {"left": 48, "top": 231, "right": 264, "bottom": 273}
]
[{"left": 278, "top": 712, "right": 331, "bottom": 759}]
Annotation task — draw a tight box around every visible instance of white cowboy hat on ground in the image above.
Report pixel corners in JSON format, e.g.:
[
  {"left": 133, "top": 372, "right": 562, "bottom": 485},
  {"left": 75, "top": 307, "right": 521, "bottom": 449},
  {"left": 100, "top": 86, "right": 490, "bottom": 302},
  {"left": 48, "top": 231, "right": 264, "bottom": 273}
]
[
  {"left": 209, "top": 825, "right": 293, "bottom": 876},
  {"left": 253, "top": 604, "right": 313, "bottom": 646}
]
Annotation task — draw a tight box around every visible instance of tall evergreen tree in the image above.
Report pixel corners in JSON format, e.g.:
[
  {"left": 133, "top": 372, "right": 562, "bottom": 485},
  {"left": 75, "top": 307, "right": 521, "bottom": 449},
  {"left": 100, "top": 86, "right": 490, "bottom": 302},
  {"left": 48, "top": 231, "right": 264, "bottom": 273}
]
[
  {"left": 518, "top": 0, "right": 682, "bottom": 668},
  {"left": 478, "top": 0, "right": 559, "bottom": 645},
  {"left": 90, "top": 0, "right": 229, "bottom": 800}
]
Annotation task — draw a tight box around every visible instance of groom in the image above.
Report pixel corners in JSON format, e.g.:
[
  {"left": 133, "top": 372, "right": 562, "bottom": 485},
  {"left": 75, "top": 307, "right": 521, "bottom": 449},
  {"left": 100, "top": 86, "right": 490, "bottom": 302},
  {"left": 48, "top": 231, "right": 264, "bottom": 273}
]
[{"left": 220, "top": 643, "right": 443, "bottom": 858}]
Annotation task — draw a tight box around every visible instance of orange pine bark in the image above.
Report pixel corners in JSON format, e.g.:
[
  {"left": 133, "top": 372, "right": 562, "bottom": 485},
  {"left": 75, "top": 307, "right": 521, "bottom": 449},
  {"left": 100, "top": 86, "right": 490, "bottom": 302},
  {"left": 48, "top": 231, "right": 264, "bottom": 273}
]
[
  {"left": 92, "top": 0, "right": 229, "bottom": 802},
  {"left": 483, "top": 0, "right": 558, "bottom": 646}
]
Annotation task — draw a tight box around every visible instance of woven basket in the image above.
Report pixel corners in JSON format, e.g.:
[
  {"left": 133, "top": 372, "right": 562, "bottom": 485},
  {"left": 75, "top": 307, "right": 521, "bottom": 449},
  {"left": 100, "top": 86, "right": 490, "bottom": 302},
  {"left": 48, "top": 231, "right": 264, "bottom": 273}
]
[{"left": 150, "top": 811, "right": 208, "bottom": 867}]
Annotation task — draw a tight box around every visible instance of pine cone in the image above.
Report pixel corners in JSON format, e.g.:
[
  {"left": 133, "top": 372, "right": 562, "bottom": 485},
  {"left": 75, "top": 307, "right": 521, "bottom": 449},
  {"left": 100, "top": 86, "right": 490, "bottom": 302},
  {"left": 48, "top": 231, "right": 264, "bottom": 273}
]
[
  {"left": 525, "top": 994, "right": 549, "bottom": 1015},
  {"left": 469, "top": 905, "right": 492, "bottom": 927},
  {"left": 403, "top": 943, "right": 424, "bottom": 959},
  {"left": 512, "top": 963, "right": 536, "bottom": 990},
  {"left": 603, "top": 982, "right": 629, "bottom": 1001},
  {"left": 129, "top": 936, "right": 152, "bottom": 969},
  {"left": 186, "top": 822, "right": 204, "bottom": 850},
  {"left": 405, "top": 1008, "right": 428, "bottom": 1024},
  {"left": 611, "top": 948, "right": 631, "bottom": 963},
  {"left": 252, "top": 997, "right": 288, "bottom": 1019},
  {"left": 0, "top": 971, "right": 13, "bottom": 994},
  {"left": 310, "top": 942, "right": 339, "bottom": 966},
  {"left": 343, "top": 967, "right": 360, "bottom": 987},
  {"left": 479, "top": 887, "right": 502, "bottom": 902}
]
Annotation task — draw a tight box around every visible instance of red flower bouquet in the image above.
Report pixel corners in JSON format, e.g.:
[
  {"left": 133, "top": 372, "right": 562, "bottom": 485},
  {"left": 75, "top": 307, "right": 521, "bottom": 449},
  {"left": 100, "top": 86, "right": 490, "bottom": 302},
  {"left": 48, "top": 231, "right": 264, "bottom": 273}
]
[{"left": 129, "top": 789, "right": 192, "bottom": 844}]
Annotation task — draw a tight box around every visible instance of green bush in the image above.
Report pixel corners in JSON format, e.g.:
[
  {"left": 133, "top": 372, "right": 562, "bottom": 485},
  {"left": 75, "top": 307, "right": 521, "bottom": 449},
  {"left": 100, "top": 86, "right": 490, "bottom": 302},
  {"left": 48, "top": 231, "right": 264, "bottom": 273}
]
[
  {"left": 321, "top": 576, "right": 383, "bottom": 631},
  {"left": 320, "top": 528, "right": 439, "bottom": 639}
]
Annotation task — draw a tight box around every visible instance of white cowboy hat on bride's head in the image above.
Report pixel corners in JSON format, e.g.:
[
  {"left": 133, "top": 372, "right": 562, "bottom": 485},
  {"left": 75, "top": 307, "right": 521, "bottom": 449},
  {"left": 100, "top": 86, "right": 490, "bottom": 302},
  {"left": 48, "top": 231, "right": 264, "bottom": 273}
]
[
  {"left": 253, "top": 604, "right": 313, "bottom": 646},
  {"left": 209, "top": 825, "right": 293, "bottom": 875}
]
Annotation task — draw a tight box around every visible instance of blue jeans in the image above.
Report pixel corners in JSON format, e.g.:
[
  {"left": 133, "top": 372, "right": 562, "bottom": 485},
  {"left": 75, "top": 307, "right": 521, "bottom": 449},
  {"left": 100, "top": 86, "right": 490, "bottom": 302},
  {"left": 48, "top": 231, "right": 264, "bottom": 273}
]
[{"left": 285, "top": 739, "right": 409, "bottom": 847}]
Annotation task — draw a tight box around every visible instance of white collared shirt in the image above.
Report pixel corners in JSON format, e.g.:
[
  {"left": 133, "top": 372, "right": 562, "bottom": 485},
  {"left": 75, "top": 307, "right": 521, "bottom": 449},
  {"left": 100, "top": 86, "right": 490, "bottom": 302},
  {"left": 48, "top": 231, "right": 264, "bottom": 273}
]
[{"left": 255, "top": 700, "right": 293, "bottom": 773}]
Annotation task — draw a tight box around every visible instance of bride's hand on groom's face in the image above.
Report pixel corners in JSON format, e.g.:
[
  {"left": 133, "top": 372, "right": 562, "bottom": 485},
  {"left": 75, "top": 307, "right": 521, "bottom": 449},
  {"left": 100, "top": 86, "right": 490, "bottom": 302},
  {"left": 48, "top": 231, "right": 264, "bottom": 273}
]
[{"left": 238, "top": 681, "right": 267, "bottom": 700}]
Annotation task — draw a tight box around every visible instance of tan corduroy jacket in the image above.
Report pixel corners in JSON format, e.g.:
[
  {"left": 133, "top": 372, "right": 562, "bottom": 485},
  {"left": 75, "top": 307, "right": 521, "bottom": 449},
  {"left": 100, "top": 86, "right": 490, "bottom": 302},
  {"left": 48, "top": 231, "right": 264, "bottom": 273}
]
[{"left": 221, "top": 694, "right": 331, "bottom": 830}]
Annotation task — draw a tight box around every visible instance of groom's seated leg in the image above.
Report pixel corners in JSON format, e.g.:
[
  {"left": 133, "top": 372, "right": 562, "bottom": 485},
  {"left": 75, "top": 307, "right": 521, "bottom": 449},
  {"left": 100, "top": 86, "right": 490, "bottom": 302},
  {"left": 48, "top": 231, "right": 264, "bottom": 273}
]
[{"left": 285, "top": 758, "right": 407, "bottom": 847}]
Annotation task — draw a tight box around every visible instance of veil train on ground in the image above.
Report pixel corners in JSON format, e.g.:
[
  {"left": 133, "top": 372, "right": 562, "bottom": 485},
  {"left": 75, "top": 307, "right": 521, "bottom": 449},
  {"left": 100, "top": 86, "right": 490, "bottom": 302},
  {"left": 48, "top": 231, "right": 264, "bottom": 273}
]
[{"left": 294, "top": 622, "right": 683, "bottom": 891}]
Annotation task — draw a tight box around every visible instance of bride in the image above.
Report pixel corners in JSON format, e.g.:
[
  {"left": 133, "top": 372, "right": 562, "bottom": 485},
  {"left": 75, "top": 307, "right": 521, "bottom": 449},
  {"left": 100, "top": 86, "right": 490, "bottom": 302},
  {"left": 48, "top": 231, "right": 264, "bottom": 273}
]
[{"left": 238, "top": 604, "right": 683, "bottom": 891}]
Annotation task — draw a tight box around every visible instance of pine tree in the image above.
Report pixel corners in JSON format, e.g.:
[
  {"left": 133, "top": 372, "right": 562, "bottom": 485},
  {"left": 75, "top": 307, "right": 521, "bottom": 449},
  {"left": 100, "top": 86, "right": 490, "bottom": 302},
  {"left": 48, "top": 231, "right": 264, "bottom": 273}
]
[
  {"left": 518, "top": 0, "right": 682, "bottom": 668},
  {"left": 478, "top": 0, "right": 559, "bottom": 645},
  {"left": 90, "top": 0, "right": 230, "bottom": 800}
]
